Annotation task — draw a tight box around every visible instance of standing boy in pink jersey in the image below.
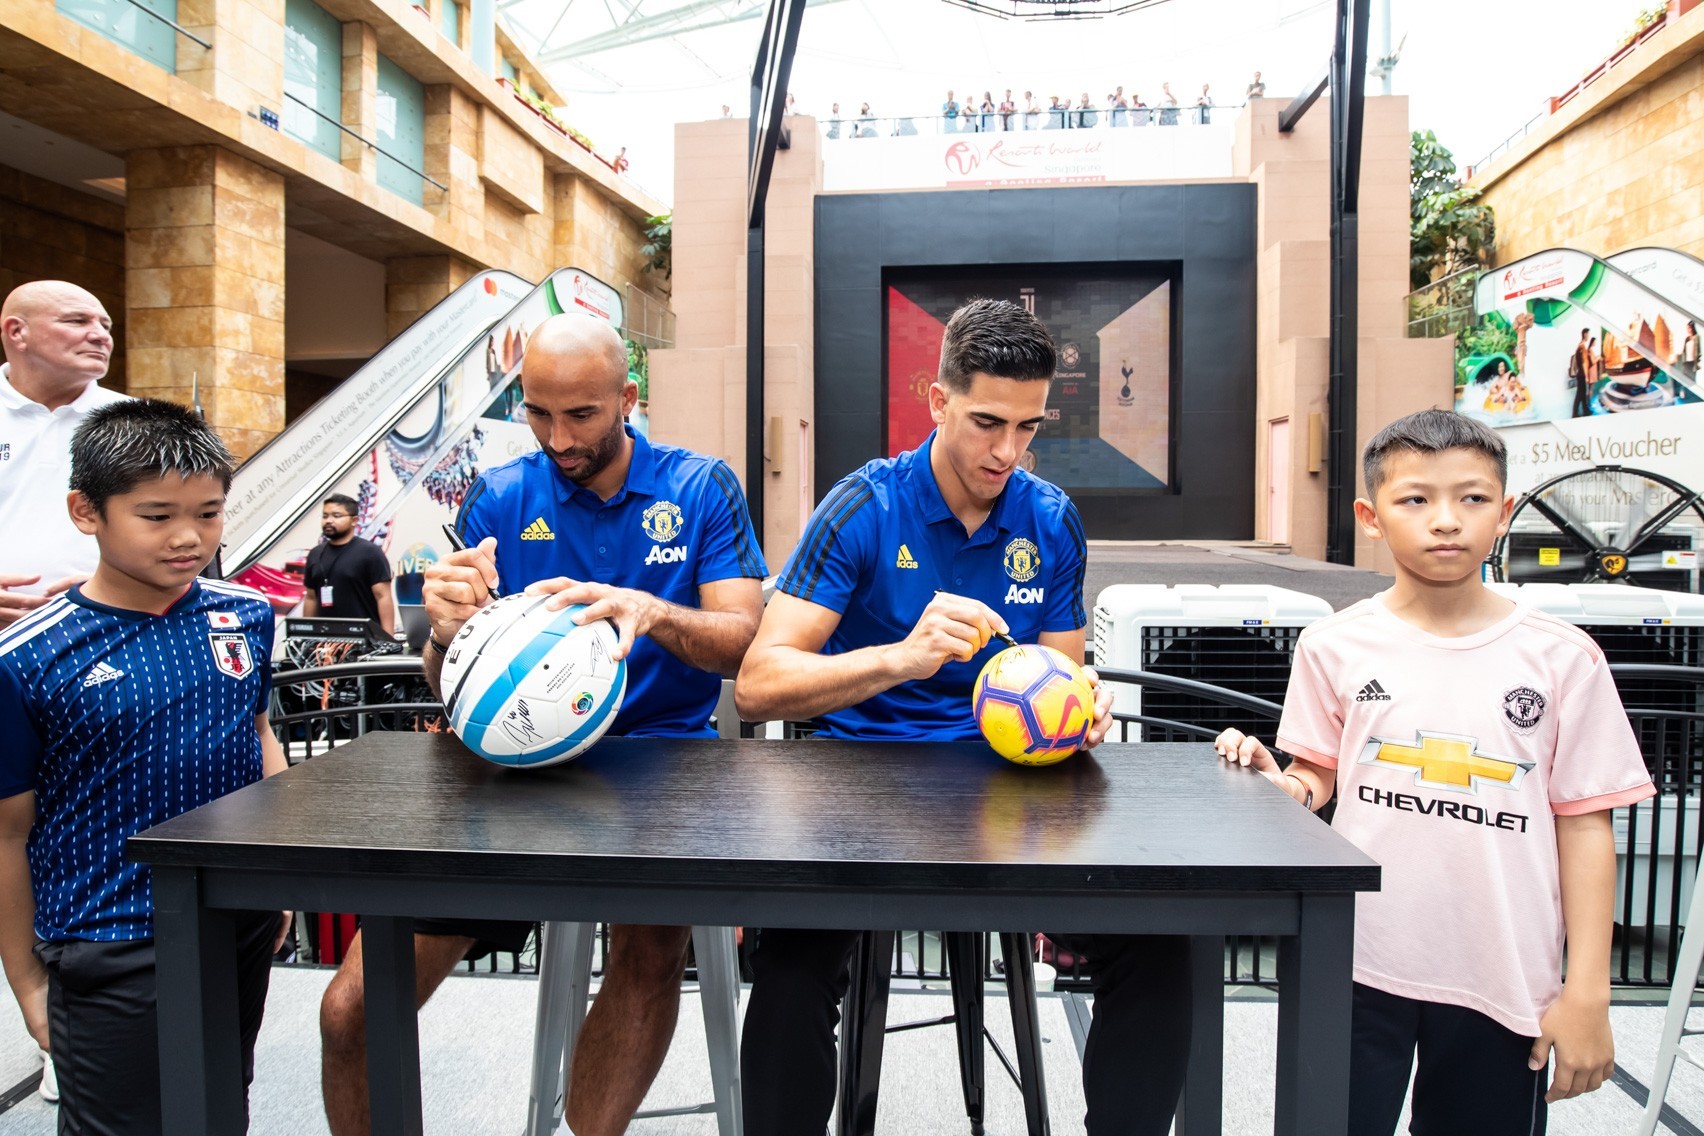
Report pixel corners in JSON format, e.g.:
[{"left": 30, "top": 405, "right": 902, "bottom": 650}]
[{"left": 1215, "top": 409, "right": 1654, "bottom": 1134}]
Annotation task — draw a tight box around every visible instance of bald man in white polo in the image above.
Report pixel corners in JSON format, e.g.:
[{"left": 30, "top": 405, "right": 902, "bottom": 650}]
[{"left": 0, "top": 281, "right": 129, "bottom": 629}]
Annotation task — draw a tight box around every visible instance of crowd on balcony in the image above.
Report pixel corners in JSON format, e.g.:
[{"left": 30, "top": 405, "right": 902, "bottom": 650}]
[{"left": 798, "top": 72, "right": 1265, "bottom": 138}]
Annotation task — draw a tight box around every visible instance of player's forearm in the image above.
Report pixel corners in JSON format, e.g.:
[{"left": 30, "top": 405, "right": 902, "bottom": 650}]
[
  {"left": 0, "top": 836, "right": 47, "bottom": 1048},
  {"left": 735, "top": 642, "right": 910, "bottom": 723},
  {"left": 645, "top": 602, "right": 759, "bottom": 677},
  {"left": 423, "top": 641, "right": 447, "bottom": 702},
  {"left": 1556, "top": 811, "right": 1616, "bottom": 1000}
]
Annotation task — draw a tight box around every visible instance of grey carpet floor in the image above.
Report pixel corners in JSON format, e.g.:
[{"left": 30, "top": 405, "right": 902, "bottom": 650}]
[{"left": 0, "top": 966, "right": 1697, "bottom": 1134}]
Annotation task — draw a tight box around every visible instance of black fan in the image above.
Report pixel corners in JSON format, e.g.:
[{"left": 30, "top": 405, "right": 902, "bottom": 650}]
[{"left": 1489, "top": 465, "right": 1704, "bottom": 593}]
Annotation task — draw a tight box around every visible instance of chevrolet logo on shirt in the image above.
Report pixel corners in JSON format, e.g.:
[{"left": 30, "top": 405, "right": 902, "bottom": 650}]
[
  {"left": 521, "top": 517, "right": 554, "bottom": 541},
  {"left": 896, "top": 544, "right": 919, "bottom": 569},
  {"left": 1358, "top": 731, "right": 1532, "bottom": 794}
]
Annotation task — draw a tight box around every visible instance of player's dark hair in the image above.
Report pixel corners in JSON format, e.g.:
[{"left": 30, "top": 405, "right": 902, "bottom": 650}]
[
  {"left": 323, "top": 493, "right": 359, "bottom": 516},
  {"left": 1363, "top": 409, "right": 1506, "bottom": 495},
  {"left": 70, "top": 399, "right": 234, "bottom": 514},
  {"left": 938, "top": 299, "right": 1057, "bottom": 393}
]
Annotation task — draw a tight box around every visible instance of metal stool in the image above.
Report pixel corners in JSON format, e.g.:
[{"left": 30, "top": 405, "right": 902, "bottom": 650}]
[
  {"left": 526, "top": 922, "right": 743, "bottom": 1136},
  {"left": 838, "top": 930, "right": 1049, "bottom": 1136},
  {"left": 1638, "top": 855, "right": 1704, "bottom": 1136}
]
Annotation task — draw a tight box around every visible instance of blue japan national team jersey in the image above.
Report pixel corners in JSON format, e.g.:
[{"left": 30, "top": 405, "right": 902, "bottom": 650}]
[
  {"left": 777, "top": 431, "right": 1088, "bottom": 741},
  {"left": 0, "top": 580, "right": 273, "bottom": 942},
  {"left": 457, "top": 427, "right": 766, "bottom": 738}
]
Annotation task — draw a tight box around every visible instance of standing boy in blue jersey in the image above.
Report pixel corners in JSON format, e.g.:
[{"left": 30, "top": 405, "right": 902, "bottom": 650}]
[
  {"left": 319, "top": 314, "right": 766, "bottom": 1136},
  {"left": 0, "top": 399, "right": 286, "bottom": 1136},
  {"left": 733, "top": 299, "right": 1194, "bottom": 1136}
]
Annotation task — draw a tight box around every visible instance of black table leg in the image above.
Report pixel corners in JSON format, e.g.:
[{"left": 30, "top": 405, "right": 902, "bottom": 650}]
[
  {"left": 837, "top": 930, "right": 894, "bottom": 1136},
  {"left": 998, "top": 932, "right": 1050, "bottom": 1136},
  {"left": 153, "top": 867, "right": 245, "bottom": 1136},
  {"left": 362, "top": 915, "right": 423, "bottom": 1136},
  {"left": 1275, "top": 895, "right": 1354, "bottom": 1136},
  {"left": 1176, "top": 935, "right": 1224, "bottom": 1136},
  {"left": 945, "top": 932, "right": 986, "bottom": 1135}
]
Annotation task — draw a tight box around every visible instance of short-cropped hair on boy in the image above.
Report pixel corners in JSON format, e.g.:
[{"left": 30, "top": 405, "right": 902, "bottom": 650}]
[
  {"left": 1362, "top": 408, "right": 1507, "bottom": 496},
  {"left": 69, "top": 399, "right": 235, "bottom": 514},
  {"left": 937, "top": 299, "right": 1058, "bottom": 393}
]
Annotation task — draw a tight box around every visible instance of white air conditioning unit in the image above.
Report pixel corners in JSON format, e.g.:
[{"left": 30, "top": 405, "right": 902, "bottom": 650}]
[
  {"left": 1490, "top": 583, "right": 1704, "bottom": 927},
  {"left": 1091, "top": 585, "right": 1334, "bottom": 742}
]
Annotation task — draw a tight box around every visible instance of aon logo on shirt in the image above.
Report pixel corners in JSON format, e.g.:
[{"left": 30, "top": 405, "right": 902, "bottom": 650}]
[
  {"left": 646, "top": 544, "right": 689, "bottom": 565},
  {"left": 1005, "top": 584, "right": 1045, "bottom": 604}
]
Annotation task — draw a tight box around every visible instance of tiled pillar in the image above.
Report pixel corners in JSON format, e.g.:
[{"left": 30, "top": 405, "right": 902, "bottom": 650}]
[
  {"left": 385, "top": 255, "right": 481, "bottom": 339},
  {"left": 177, "top": 0, "right": 285, "bottom": 116},
  {"left": 125, "top": 146, "right": 286, "bottom": 461},
  {"left": 342, "top": 22, "right": 379, "bottom": 180}
]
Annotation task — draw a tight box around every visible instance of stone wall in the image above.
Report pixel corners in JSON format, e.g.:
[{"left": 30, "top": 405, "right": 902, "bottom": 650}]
[
  {"left": 0, "top": 166, "right": 127, "bottom": 390},
  {"left": 1472, "top": 5, "right": 1704, "bottom": 263}
]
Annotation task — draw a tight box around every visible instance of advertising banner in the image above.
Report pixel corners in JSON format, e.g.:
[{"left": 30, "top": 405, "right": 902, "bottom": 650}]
[{"left": 823, "top": 123, "right": 1233, "bottom": 191}]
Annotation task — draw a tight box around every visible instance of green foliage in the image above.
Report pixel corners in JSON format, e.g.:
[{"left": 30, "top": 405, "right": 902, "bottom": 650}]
[
  {"left": 627, "top": 340, "right": 649, "bottom": 402},
  {"left": 1410, "top": 130, "right": 1496, "bottom": 291},
  {"left": 641, "top": 212, "right": 672, "bottom": 281}
]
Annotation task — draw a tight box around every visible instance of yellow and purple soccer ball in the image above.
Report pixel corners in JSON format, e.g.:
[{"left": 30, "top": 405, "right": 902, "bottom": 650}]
[{"left": 972, "top": 645, "right": 1095, "bottom": 766}]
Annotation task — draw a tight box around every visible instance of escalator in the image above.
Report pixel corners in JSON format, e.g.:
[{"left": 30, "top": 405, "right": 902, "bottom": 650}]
[
  {"left": 1474, "top": 247, "right": 1703, "bottom": 414},
  {"left": 229, "top": 267, "right": 625, "bottom": 630}
]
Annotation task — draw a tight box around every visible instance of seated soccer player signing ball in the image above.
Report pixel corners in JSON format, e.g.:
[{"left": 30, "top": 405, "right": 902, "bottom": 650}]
[
  {"left": 0, "top": 400, "right": 286, "bottom": 1136},
  {"left": 1216, "top": 409, "right": 1655, "bottom": 1136}
]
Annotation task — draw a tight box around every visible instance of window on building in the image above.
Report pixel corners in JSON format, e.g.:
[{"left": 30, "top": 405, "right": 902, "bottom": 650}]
[
  {"left": 440, "top": 0, "right": 461, "bottom": 48},
  {"left": 375, "top": 54, "right": 426, "bottom": 206},
  {"left": 282, "top": 0, "right": 342, "bottom": 160},
  {"left": 500, "top": 56, "right": 518, "bottom": 86},
  {"left": 57, "top": 0, "right": 179, "bottom": 72}
]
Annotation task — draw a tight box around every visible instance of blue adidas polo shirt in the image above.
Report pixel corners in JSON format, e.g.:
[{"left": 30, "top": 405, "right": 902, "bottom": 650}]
[
  {"left": 0, "top": 579, "right": 272, "bottom": 941},
  {"left": 777, "top": 431, "right": 1087, "bottom": 741},
  {"left": 457, "top": 427, "right": 766, "bottom": 738}
]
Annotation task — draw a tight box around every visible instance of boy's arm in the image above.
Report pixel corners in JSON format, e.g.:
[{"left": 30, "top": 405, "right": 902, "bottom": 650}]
[
  {"left": 257, "top": 713, "right": 287, "bottom": 778},
  {"left": 0, "top": 792, "right": 47, "bottom": 1050},
  {"left": 1532, "top": 810, "right": 1616, "bottom": 1102},
  {"left": 1213, "top": 730, "right": 1337, "bottom": 810}
]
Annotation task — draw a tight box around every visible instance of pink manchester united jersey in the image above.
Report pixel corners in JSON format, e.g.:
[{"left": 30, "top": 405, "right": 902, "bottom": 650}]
[{"left": 1277, "top": 596, "right": 1654, "bottom": 1036}]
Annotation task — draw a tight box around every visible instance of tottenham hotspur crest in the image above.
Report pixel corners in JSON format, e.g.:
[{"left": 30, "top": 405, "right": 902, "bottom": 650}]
[{"left": 642, "top": 500, "right": 684, "bottom": 543}]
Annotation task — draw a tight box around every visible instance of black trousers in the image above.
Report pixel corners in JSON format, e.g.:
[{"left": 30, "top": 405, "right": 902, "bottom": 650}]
[
  {"left": 740, "top": 928, "right": 1192, "bottom": 1136},
  {"left": 36, "top": 910, "right": 280, "bottom": 1136},
  {"left": 1349, "top": 982, "right": 1547, "bottom": 1136}
]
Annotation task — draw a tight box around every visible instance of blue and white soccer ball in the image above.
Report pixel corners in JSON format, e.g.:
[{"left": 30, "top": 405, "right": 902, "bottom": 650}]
[{"left": 440, "top": 592, "right": 626, "bottom": 768}]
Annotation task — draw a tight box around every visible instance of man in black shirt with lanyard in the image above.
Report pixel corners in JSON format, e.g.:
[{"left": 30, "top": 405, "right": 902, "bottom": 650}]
[{"left": 301, "top": 494, "right": 395, "bottom": 636}]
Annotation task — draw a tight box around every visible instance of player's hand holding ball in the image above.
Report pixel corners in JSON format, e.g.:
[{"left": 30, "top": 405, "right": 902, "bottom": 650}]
[{"left": 527, "top": 578, "right": 665, "bottom": 663}]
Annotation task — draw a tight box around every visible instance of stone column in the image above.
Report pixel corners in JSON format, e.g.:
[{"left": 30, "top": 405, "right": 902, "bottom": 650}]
[
  {"left": 176, "top": 0, "right": 285, "bottom": 117},
  {"left": 341, "top": 22, "right": 379, "bottom": 180},
  {"left": 125, "top": 146, "right": 286, "bottom": 461},
  {"left": 385, "top": 255, "right": 482, "bottom": 340}
]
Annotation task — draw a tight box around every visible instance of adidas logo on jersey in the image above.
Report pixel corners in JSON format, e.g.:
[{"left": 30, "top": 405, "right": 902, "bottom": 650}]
[
  {"left": 521, "top": 518, "right": 554, "bottom": 541},
  {"left": 645, "top": 544, "right": 689, "bottom": 565},
  {"left": 896, "top": 544, "right": 919, "bottom": 569},
  {"left": 82, "top": 662, "right": 125, "bottom": 689},
  {"left": 1355, "top": 679, "right": 1392, "bottom": 703}
]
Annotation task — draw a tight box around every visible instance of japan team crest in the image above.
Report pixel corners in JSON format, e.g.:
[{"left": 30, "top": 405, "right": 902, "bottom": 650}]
[
  {"left": 642, "top": 500, "right": 684, "bottom": 542},
  {"left": 1004, "top": 537, "right": 1041, "bottom": 583},
  {"left": 209, "top": 633, "right": 253, "bottom": 679}
]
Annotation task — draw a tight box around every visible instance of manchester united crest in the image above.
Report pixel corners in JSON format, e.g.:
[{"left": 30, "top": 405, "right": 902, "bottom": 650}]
[
  {"left": 1004, "top": 537, "right": 1041, "bottom": 583},
  {"left": 642, "top": 500, "right": 684, "bottom": 543},
  {"left": 1502, "top": 685, "right": 1547, "bottom": 732},
  {"left": 208, "top": 633, "right": 253, "bottom": 679}
]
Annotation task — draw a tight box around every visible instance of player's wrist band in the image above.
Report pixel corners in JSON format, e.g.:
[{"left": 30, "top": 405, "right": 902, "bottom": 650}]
[
  {"left": 428, "top": 636, "right": 450, "bottom": 655},
  {"left": 1283, "top": 772, "right": 1314, "bottom": 811}
]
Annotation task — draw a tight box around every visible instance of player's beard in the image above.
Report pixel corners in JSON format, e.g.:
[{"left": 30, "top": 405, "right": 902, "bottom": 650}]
[{"left": 547, "top": 419, "right": 624, "bottom": 485}]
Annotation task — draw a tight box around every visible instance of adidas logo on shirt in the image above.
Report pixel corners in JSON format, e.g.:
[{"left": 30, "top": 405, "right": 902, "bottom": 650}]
[
  {"left": 521, "top": 517, "right": 554, "bottom": 541},
  {"left": 896, "top": 544, "right": 919, "bottom": 569},
  {"left": 82, "top": 662, "right": 126, "bottom": 689},
  {"left": 1355, "top": 679, "right": 1392, "bottom": 703}
]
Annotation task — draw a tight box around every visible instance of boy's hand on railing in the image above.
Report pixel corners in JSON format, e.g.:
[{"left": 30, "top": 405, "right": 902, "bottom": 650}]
[{"left": 1213, "top": 729, "right": 1281, "bottom": 776}]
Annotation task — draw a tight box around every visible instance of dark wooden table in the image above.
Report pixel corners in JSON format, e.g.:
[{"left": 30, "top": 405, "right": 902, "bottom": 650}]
[{"left": 130, "top": 735, "right": 1378, "bottom": 1136}]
